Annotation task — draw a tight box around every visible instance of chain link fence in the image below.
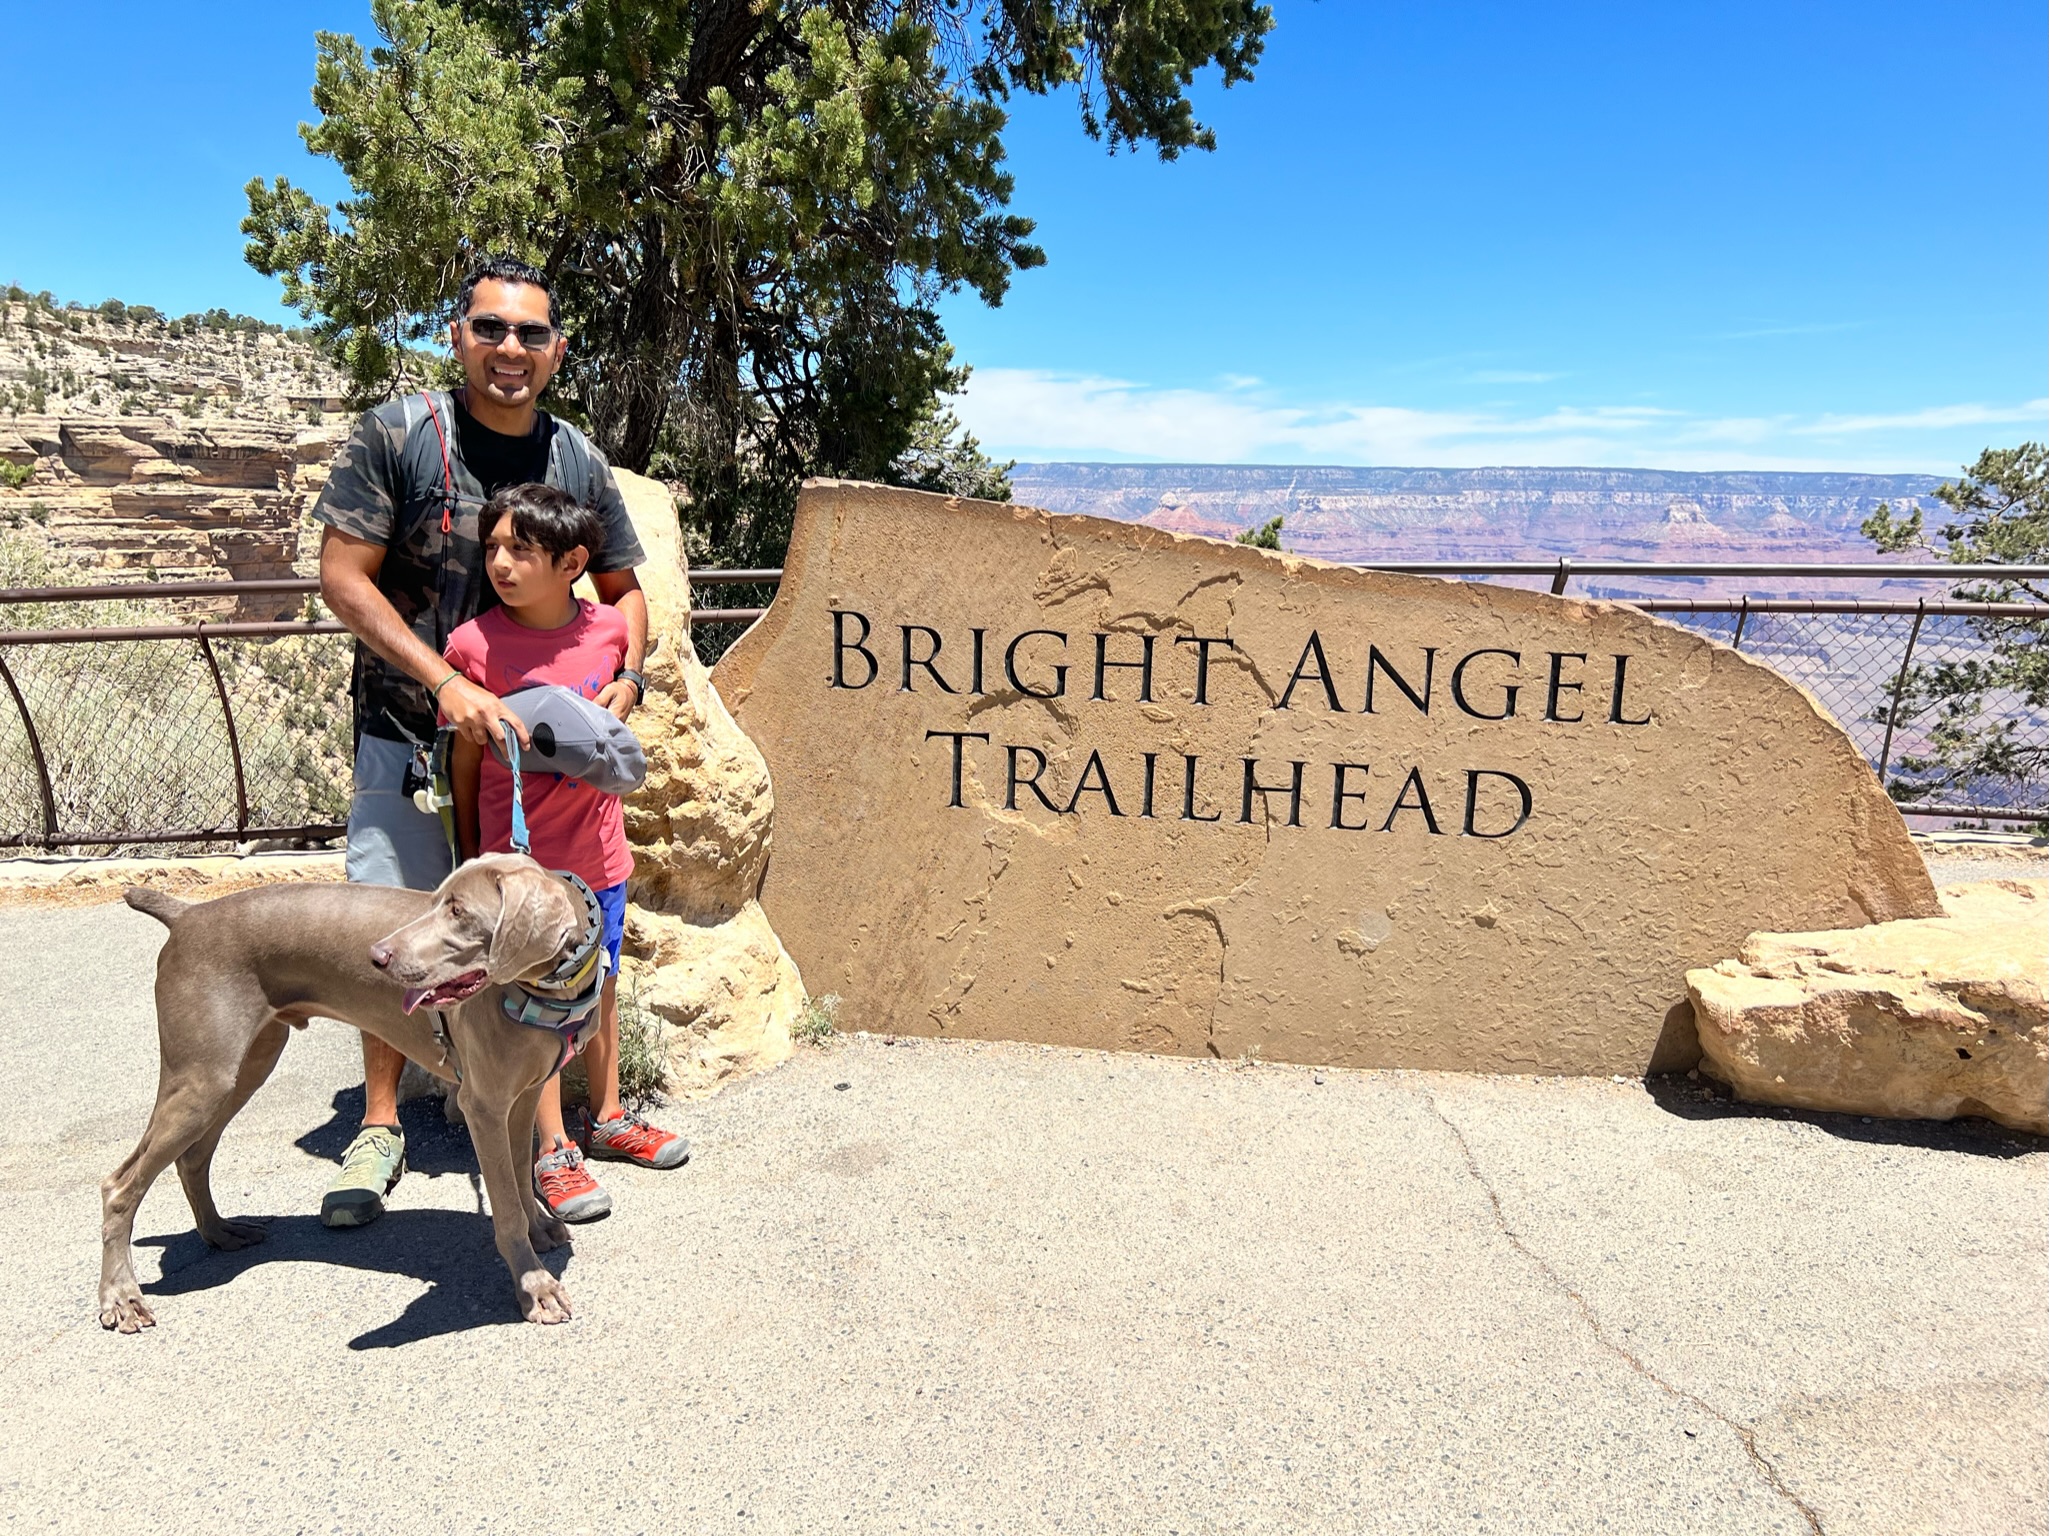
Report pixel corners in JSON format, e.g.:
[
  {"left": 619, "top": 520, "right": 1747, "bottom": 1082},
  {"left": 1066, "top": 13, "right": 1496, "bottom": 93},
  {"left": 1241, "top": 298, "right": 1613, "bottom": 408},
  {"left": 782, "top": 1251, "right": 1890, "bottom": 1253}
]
[
  {"left": 1645, "top": 604, "right": 2047, "bottom": 821},
  {"left": 3, "top": 565, "right": 2045, "bottom": 853},
  {"left": 0, "top": 585, "right": 352, "bottom": 852}
]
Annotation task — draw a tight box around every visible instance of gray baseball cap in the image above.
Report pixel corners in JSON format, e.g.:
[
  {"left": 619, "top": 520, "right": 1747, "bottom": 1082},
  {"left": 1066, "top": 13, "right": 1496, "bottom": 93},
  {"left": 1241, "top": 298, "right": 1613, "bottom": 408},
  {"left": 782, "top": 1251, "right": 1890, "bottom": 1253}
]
[{"left": 494, "top": 684, "right": 648, "bottom": 796}]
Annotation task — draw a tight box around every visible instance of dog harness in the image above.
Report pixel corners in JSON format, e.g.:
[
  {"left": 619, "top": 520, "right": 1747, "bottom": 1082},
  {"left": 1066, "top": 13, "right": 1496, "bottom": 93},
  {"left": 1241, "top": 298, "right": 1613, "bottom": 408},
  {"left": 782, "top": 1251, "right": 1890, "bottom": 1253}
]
[{"left": 496, "top": 721, "right": 607, "bottom": 1076}]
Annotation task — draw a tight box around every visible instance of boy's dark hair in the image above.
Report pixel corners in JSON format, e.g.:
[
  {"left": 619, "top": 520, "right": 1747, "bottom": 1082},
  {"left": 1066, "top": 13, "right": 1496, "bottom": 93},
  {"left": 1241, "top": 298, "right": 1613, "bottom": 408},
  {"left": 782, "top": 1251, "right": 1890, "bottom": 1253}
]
[
  {"left": 482, "top": 483, "right": 604, "bottom": 565},
  {"left": 457, "top": 254, "right": 560, "bottom": 327}
]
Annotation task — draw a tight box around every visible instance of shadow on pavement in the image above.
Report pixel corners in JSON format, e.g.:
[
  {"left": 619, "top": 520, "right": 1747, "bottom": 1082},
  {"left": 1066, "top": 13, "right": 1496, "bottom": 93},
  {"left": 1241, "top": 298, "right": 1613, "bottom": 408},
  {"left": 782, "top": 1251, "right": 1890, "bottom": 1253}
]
[
  {"left": 295, "top": 1087, "right": 480, "bottom": 1177},
  {"left": 136, "top": 1210, "right": 574, "bottom": 1350},
  {"left": 1644, "top": 1073, "right": 2046, "bottom": 1160}
]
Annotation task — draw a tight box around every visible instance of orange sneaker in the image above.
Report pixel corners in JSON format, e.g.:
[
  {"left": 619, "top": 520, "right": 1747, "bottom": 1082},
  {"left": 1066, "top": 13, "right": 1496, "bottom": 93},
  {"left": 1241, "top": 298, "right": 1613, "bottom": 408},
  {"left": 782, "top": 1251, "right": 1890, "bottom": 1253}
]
[
  {"left": 586, "top": 1110, "right": 691, "bottom": 1170},
  {"left": 533, "top": 1143, "right": 612, "bottom": 1222}
]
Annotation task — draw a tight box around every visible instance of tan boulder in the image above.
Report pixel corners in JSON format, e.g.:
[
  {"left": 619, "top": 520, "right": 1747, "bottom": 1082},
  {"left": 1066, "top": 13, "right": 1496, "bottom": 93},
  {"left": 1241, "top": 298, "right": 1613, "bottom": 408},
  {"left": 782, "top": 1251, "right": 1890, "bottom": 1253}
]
[
  {"left": 601, "top": 470, "right": 803, "bottom": 1094},
  {"left": 626, "top": 901, "right": 808, "bottom": 1094},
  {"left": 1687, "top": 880, "right": 2048, "bottom": 1133}
]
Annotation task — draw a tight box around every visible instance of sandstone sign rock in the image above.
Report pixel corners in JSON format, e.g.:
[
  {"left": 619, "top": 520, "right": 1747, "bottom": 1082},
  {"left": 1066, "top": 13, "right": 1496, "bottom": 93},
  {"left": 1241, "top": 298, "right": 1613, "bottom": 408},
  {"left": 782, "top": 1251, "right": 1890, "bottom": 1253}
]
[
  {"left": 711, "top": 481, "right": 1941, "bottom": 1074},
  {"left": 1688, "top": 879, "right": 2048, "bottom": 1134}
]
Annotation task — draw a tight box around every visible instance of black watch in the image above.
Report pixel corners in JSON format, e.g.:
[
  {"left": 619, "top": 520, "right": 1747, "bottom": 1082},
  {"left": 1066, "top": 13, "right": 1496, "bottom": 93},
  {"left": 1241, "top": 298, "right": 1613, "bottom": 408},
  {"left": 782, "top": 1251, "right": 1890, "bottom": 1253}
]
[{"left": 615, "top": 667, "right": 646, "bottom": 703}]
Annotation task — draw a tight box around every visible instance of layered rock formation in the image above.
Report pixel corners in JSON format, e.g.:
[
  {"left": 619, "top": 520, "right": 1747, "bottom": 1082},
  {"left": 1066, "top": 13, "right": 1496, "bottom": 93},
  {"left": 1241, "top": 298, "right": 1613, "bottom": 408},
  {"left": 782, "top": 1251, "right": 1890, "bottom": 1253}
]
[
  {"left": 0, "top": 297, "right": 345, "bottom": 424},
  {"left": 0, "top": 415, "right": 345, "bottom": 612},
  {"left": 605, "top": 470, "right": 807, "bottom": 1096},
  {"left": 1011, "top": 464, "right": 1952, "bottom": 597},
  {"left": 1688, "top": 880, "right": 2048, "bottom": 1134},
  {"left": 0, "top": 298, "right": 350, "bottom": 609}
]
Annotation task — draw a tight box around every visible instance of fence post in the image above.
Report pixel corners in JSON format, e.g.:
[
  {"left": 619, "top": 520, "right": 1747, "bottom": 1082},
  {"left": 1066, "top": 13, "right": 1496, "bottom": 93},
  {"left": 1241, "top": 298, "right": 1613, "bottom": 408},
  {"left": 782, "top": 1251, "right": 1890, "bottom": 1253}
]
[
  {"left": 1875, "top": 600, "right": 1928, "bottom": 792},
  {"left": 1549, "top": 558, "right": 1573, "bottom": 596},
  {"left": 1730, "top": 596, "right": 1750, "bottom": 651},
  {"left": 0, "top": 652, "right": 59, "bottom": 844},
  {"left": 195, "top": 629, "right": 251, "bottom": 834}
]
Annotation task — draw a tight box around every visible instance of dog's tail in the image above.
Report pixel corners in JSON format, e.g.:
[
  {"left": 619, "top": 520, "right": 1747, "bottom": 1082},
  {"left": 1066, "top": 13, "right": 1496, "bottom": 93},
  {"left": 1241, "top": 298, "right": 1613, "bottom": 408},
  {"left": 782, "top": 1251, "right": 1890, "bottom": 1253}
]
[{"left": 124, "top": 886, "right": 190, "bottom": 927}]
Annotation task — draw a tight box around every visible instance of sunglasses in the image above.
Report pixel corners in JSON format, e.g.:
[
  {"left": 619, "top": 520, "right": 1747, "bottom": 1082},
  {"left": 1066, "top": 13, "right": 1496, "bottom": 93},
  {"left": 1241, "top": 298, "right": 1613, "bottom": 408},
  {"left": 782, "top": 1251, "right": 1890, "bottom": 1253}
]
[{"left": 464, "top": 315, "right": 558, "bottom": 349}]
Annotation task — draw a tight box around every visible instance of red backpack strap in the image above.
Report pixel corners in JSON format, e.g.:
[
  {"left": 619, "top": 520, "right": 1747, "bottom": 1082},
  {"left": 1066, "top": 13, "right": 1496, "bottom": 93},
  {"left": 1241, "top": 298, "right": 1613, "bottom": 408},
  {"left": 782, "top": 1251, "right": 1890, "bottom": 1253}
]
[{"left": 418, "top": 391, "right": 456, "bottom": 532}]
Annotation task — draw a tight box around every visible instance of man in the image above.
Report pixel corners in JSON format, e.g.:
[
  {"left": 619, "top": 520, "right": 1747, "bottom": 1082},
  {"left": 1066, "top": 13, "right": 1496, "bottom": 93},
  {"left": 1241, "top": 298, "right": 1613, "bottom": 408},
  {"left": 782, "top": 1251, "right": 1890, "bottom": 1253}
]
[{"left": 312, "top": 254, "right": 650, "bottom": 1228}]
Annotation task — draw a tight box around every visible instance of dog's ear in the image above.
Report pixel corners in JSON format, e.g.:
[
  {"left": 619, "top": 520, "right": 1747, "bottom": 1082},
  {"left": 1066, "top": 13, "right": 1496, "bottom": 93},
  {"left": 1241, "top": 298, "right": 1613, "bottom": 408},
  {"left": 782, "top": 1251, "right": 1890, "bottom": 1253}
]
[{"left": 487, "top": 865, "right": 580, "bottom": 980}]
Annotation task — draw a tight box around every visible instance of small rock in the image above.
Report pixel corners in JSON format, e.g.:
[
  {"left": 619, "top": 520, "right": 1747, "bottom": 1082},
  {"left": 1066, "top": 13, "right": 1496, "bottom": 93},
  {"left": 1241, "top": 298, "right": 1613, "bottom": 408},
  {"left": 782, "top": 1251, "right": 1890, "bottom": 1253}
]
[{"left": 834, "top": 1082, "right": 850, "bottom": 1091}]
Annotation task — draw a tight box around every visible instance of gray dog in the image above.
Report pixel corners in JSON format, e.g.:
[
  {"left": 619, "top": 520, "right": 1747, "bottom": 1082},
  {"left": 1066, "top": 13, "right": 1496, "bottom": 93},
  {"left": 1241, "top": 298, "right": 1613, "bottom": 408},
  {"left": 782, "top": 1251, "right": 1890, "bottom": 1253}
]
[{"left": 101, "top": 853, "right": 594, "bottom": 1332}]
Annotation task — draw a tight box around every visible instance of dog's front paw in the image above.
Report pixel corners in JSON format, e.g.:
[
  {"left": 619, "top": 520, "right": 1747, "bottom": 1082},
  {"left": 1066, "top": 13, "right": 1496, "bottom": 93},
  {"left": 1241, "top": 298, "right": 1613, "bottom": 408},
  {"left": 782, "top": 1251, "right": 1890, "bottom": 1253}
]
[
  {"left": 99, "top": 1285, "right": 155, "bottom": 1334},
  {"left": 519, "top": 1271, "right": 573, "bottom": 1325}
]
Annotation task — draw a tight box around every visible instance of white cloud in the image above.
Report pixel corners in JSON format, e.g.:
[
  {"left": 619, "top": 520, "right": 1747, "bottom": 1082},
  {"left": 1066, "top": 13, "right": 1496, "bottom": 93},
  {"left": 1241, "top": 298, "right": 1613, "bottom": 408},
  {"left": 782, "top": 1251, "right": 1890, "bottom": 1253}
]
[
  {"left": 1714, "top": 320, "right": 1870, "bottom": 340},
  {"left": 1789, "top": 400, "right": 2049, "bottom": 436},
  {"left": 955, "top": 368, "right": 2045, "bottom": 474}
]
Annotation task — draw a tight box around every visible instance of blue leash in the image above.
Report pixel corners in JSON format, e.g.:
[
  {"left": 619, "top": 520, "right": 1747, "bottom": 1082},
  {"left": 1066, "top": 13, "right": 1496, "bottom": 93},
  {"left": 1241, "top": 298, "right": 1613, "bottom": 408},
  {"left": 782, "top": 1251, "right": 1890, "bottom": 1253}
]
[
  {"left": 499, "top": 720, "right": 531, "bottom": 856},
  {"left": 495, "top": 717, "right": 603, "bottom": 1076}
]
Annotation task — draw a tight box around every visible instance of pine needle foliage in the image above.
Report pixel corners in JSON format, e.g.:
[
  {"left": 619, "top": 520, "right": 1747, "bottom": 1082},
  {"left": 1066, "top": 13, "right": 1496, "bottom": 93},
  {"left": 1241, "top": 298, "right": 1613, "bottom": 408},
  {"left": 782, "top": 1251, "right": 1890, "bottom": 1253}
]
[{"left": 242, "top": 0, "right": 1273, "bottom": 567}]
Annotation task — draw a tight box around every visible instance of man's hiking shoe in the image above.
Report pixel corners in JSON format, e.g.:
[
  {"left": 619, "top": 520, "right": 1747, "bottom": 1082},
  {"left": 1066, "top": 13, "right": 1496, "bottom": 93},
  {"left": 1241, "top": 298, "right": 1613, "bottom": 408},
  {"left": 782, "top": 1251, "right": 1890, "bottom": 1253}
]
[
  {"left": 534, "top": 1144, "right": 612, "bottom": 1223},
  {"left": 586, "top": 1110, "right": 690, "bottom": 1170},
  {"left": 321, "top": 1124, "right": 406, "bottom": 1228}
]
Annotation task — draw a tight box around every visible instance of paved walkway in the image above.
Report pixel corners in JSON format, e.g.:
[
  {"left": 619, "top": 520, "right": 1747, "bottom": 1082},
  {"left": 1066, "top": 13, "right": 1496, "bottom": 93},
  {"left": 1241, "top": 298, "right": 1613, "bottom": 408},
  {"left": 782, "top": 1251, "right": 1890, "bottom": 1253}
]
[{"left": 0, "top": 895, "right": 2042, "bottom": 1535}]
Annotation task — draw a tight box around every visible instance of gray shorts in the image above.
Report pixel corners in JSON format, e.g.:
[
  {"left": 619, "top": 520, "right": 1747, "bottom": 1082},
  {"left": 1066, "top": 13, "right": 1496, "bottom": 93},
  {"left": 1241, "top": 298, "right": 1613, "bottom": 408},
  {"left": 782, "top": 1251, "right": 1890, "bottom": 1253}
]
[{"left": 346, "top": 734, "right": 454, "bottom": 891}]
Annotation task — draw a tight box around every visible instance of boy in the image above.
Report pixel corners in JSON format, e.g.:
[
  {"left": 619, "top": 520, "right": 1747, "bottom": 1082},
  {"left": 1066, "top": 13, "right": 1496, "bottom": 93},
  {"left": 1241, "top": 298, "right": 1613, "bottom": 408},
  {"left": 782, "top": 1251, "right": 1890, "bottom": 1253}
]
[{"left": 443, "top": 482, "right": 688, "bottom": 1222}]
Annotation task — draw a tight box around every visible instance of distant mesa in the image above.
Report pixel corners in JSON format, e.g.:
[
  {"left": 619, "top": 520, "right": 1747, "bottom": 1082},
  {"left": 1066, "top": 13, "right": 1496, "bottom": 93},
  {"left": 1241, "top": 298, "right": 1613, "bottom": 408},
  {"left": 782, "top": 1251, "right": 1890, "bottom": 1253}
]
[{"left": 1010, "top": 463, "right": 1951, "bottom": 596}]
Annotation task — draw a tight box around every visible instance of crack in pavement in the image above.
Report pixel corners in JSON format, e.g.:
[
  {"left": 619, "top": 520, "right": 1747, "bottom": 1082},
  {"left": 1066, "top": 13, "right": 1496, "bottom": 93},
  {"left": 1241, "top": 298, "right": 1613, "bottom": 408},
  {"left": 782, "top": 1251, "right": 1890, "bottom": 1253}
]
[{"left": 1413, "top": 1083, "right": 1827, "bottom": 1536}]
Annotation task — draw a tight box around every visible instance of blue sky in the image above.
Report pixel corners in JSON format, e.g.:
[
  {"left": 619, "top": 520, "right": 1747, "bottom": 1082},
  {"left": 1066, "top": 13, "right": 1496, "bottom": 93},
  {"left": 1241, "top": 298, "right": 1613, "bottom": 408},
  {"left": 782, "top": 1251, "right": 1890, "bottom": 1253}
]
[{"left": 2, "top": 1, "right": 2041, "bottom": 472}]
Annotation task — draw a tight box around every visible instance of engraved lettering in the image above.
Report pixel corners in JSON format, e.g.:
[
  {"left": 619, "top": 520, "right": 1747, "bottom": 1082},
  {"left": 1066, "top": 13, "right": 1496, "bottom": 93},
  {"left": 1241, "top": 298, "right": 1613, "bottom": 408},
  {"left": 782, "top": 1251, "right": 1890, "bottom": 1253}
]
[
  {"left": 831, "top": 609, "right": 878, "bottom": 690},
  {"left": 1609, "top": 654, "right": 1652, "bottom": 725},
  {"left": 1364, "top": 646, "right": 1435, "bottom": 715},
  {"left": 1277, "top": 631, "right": 1345, "bottom": 712},
  {"left": 924, "top": 730, "right": 990, "bottom": 808},
  {"left": 1463, "top": 768, "right": 1533, "bottom": 838},
  {"left": 1451, "top": 649, "right": 1522, "bottom": 720},
  {"left": 1240, "top": 758, "right": 1306, "bottom": 826},
  {"left": 900, "top": 625, "right": 956, "bottom": 693},
  {"left": 1380, "top": 766, "right": 1443, "bottom": 834},
  {"left": 1330, "top": 762, "right": 1373, "bottom": 830},
  {"left": 1092, "top": 632, "right": 1156, "bottom": 702},
  {"left": 1544, "top": 652, "right": 1586, "bottom": 722},
  {"left": 1005, "top": 744, "right": 1061, "bottom": 812},
  {"left": 1181, "top": 754, "right": 1223, "bottom": 822},
  {"left": 1173, "top": 635, "right": 1236, "bottom": 705},
  {"left": 1004, "top": 630, "right": 1070, "bottom": 699},
  {"left": 1064, "top": 749, "right": 1124, "bottom": 816}
]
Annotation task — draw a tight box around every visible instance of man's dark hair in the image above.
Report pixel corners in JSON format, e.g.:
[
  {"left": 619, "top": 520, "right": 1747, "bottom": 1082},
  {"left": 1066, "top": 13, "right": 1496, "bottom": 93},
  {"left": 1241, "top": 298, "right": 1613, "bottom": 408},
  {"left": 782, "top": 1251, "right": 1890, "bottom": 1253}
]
[
  {"left": 481, "top": 482, "right": 603, "bottom": 565},
  {"left": 456, "top": 254, "right": 560, "bottom": 327}
]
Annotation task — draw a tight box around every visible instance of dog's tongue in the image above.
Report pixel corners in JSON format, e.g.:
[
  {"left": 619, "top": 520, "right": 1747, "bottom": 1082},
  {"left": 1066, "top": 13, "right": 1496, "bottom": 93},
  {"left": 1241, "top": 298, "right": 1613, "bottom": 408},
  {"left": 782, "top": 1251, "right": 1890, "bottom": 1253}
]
[{"left": 401, "top": 970, "right": 488, "bottom": 1013}]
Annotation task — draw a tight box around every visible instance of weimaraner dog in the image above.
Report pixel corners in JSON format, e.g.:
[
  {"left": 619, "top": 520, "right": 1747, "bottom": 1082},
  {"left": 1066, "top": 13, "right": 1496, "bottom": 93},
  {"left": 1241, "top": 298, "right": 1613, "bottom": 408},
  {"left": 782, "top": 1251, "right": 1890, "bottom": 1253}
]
[{"left": 102, "top": 853, "right": 592, "bottom": 1332}]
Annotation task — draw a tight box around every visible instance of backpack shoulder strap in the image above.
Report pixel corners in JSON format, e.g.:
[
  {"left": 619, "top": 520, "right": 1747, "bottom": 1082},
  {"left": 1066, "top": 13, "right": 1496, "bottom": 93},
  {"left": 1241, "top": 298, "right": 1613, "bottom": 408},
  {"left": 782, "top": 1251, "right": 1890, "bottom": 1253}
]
[{"left": 547, "top": 415, "right": 603, "bottom": 506}]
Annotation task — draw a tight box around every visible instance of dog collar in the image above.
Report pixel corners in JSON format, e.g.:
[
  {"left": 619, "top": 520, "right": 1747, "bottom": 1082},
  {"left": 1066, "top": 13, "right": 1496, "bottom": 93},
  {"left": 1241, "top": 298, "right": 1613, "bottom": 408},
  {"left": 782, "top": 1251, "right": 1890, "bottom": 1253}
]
[
  {"left": 527, "top": 871, "right": 603, "bottom": 995},
  {"left": 499, "top": 869, "right": 607, "bottom": 1076}
]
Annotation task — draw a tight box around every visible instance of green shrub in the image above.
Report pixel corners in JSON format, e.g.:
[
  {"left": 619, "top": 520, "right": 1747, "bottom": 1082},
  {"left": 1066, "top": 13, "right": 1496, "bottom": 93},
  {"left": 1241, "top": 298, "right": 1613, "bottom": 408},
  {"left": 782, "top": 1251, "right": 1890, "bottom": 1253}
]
[
  {"left": 0, "top": 461, "right": 33, "bottom": 490},
  {"left": 793, "top": 993, "right": 841, "bottom": 1045},
  {"left": 615, "top": 980, "right": 670, "bottom": 1104},
  {"left": 1236, "top": 515, "right": 1284, "bottom": 550}
]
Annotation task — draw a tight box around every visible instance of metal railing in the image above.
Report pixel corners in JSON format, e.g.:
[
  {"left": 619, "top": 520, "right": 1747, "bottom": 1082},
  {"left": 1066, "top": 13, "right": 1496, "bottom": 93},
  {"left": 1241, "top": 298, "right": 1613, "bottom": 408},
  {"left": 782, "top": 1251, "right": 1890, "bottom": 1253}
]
[
  {"left": 0, "top": 574, "right": 786, "bottom": 852},
  {"left": 3, "top": 560, "right": 2044, "bottom": 851}
]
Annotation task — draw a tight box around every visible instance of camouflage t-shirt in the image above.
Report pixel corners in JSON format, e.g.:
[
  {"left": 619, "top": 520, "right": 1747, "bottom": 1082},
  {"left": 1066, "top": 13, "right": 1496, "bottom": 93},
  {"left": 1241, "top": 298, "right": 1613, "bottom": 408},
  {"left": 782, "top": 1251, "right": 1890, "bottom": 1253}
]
[{"left": 312, "top": 390, "right": 646, "bottom": 744}]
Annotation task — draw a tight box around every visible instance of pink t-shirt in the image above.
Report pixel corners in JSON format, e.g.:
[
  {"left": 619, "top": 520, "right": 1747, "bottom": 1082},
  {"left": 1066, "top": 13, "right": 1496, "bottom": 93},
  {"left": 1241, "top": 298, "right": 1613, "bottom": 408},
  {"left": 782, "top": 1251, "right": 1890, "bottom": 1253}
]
[{"left": 443, "top": 600, "right": 634, "bottom": 888}]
